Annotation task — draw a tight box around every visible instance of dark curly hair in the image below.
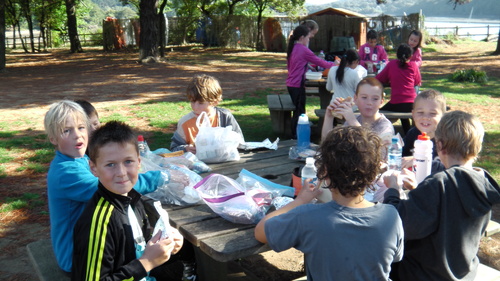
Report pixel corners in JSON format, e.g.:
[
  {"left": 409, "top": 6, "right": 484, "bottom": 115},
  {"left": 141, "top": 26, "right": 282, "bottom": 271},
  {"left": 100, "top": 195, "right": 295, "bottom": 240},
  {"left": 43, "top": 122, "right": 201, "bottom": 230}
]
[{"left": 316, "top": 126, "right": 383, "bottom": 197}]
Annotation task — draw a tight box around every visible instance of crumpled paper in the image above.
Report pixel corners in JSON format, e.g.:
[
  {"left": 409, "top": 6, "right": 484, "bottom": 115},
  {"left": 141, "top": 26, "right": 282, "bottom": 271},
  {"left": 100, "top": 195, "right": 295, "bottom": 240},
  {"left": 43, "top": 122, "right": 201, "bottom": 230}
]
[{"left": 239, "top": 138, "right": 279, "bottom": 151}]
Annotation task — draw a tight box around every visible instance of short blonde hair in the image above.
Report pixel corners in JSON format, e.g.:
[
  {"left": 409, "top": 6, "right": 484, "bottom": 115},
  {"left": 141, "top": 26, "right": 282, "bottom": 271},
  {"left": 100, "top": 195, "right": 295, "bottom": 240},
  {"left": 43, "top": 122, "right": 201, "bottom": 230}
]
[
  {"left": 186, "top": 74, "right": 222, "bottom": 103},
  {"left": 44, "top": 100, "right": 89, "bottom": 141},
  {"left": 435, "top": 110, "right": 484, "bottom": 161},
  {"left": 414, "top": 89, "right": 447, "bottom": 113}
]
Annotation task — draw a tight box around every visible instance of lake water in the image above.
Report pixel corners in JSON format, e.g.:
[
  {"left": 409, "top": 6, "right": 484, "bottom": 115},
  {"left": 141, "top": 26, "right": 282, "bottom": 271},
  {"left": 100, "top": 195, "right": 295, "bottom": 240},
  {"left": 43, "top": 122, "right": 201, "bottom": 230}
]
[{"left": 424, "top": 17, "right": 500, "bottom": 41}]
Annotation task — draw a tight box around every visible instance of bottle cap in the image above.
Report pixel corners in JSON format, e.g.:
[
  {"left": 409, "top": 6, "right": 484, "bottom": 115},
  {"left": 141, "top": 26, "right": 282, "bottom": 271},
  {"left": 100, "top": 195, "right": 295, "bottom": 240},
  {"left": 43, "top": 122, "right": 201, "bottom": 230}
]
[
  {"left": 298, "top": 114, "right": 309, "bottom": 124},
  {"left": 306, "top": 157, "right": 315, "bottom": 165},
  {"left": 138, "top": 135, "right": 144, "bottom": 142},
  {"left": 418, "top": 132, "right": 430, "bottom": 141}
]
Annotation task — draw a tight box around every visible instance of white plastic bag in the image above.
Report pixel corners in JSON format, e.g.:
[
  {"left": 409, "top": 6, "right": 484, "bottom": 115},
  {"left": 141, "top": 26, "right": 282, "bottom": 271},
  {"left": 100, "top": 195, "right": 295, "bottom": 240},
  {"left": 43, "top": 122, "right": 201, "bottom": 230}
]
[{"left": 195, "top": 112, "right": 242, "bottom": 163}]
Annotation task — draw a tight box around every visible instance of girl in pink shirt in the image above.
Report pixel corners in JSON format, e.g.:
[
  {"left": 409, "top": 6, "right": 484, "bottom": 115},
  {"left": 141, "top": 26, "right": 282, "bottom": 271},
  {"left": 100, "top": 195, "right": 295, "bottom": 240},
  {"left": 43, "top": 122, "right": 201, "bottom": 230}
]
[
  {"left": 376, "top": 43, "right": 421, "bottom": 134},
  {"left": 359, "top": 30, "right": 388, "bottom": 74},
  {"left": 408, "top": 30, "right": 423, "bottom": 68},
  {"left": 286, "top": 25, "right": 335, "bottom": 138}
]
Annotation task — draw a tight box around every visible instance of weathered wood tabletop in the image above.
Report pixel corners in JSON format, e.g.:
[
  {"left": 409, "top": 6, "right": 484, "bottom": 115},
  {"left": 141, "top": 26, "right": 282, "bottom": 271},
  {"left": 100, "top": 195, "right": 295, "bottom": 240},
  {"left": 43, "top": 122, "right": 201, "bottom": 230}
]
[{"left": 162, "top": 139, "right": 305, "bottom": 280}]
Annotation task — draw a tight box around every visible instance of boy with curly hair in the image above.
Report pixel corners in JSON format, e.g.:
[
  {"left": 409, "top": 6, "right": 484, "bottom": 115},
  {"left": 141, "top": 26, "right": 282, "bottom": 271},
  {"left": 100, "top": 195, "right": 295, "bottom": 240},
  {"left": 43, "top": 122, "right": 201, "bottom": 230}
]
[{"left": 255, "top": 126, "right": 404, "bottom": 280}]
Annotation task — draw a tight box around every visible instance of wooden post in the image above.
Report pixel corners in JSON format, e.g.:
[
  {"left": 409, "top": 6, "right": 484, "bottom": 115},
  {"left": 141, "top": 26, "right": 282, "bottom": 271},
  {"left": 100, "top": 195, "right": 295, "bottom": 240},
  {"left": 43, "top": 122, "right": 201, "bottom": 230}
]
[
  {"left": 487, "top": 25, "right": 490, "bottom": 41},
  {"left": 455, "top": 26, "right": 459, "bottom": 37}
]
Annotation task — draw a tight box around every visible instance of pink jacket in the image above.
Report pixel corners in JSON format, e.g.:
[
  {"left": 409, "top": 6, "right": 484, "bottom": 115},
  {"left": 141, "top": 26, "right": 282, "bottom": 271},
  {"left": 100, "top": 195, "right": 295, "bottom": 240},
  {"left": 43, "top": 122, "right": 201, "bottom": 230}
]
[
  {"left": 358, "top": 43, "right": 388, "bottom": 73},
  {"left": 376, "top": 60, "right": 421, "bottom": 104},
  {"left": 410, "top": 48, "right": 422, "bottom": 68},
  {"left": 286, "top": 44, "right": 335, "bottom": 88}
]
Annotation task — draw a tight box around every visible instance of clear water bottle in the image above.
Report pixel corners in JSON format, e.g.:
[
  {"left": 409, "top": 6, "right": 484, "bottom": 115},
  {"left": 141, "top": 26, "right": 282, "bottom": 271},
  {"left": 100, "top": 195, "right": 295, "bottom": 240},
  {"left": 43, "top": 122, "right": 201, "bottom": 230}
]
[
  {"left": 388, "top": 136, "right": 402, "bottom": 171},
  {"left": 296, "top": 114, "right": 310, "bottom": 150},
  {"left": 137, "top": 135, "right": 148, "bottom": 157},
  {"left": 413, "top": 132, "right": 433, "bottom": 183},
  {"left": 301, "top": 157, "right": 317, "bottom": 187},
  {"left": 317, "top": 50, "right": 326, "bottom": 71},
  {"left": 379, "top": 59, "right": 386, "bottom": 73}
]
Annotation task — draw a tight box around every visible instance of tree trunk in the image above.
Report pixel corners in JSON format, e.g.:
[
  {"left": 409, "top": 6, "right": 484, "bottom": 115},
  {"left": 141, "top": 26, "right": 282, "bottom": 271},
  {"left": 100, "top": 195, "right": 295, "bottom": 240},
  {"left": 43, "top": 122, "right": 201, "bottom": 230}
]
[
  {"left": 256, "top": 11, "right": 264, "bottom": 51},
  {"left": 158, "top": 0, "right": 167, "bottom": 57},
  {"left": 21, "top": 0, "right": 35, "bottom": 53},
  {"left": 64, "top": 0, "right": 82, "bottom": 53},
  {"left": 139, "top": 0, "right": 159, "bottom": 62},
  {"left": 16, "top": 24, "right": 28, "bottom": 52},
  {"left": 0, "top": 0, "right": 5, "bottom": 72},
  {"left": 493, "top": 30, "right": 500, "bottom": 55}
]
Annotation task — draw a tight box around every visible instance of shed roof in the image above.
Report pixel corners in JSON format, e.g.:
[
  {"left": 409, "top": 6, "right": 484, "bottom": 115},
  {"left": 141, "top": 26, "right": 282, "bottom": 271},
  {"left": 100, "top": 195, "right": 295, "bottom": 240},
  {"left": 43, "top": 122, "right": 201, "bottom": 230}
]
[{"left": 308, "top": 7, "right": 369, "bottom": 19}]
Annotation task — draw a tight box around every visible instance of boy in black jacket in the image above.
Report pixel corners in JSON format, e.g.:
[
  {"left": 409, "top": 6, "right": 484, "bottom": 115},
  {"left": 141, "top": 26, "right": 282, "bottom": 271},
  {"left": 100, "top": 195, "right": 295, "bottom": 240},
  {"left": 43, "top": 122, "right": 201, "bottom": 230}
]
[
  {"left": 72, "top": 121, "right": 194, "bottom": 281},
  {"left": 384, "top": 110, "right": 500, "bottom": 281}
]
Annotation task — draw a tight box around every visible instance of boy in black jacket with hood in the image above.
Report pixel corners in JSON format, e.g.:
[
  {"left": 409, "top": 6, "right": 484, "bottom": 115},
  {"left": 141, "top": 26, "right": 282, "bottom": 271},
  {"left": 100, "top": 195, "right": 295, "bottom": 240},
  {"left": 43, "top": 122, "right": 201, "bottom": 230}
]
[{"left": 383, "top": 110, "right": 500, "bottom": 281}]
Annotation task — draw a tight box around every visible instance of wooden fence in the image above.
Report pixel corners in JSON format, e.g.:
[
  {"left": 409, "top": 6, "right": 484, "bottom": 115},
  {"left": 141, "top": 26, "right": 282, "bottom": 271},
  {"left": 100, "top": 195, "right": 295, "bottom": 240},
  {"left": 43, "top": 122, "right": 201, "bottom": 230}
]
[{"left": 426, "top": 25, "right": 499, "bottom": 41}]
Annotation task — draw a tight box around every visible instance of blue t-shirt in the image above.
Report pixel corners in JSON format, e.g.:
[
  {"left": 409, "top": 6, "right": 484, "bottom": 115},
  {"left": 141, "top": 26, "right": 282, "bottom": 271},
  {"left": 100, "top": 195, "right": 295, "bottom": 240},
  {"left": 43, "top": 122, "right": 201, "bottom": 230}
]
[{"left": 265, "top": 200, "right": 404, "bottom": 281}]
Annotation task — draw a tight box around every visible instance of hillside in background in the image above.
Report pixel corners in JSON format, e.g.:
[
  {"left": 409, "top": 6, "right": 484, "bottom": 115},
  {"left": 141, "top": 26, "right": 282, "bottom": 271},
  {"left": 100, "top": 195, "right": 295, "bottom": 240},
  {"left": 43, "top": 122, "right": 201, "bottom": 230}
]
[{"left": 306, "top": 0, "right": 499, "bottom": 19}]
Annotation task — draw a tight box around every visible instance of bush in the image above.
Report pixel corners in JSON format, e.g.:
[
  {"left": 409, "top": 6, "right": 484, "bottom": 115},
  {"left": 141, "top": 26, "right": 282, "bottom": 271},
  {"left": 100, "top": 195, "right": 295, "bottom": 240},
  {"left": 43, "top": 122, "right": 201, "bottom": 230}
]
[{"left": 449, "top": 69, "right": 488, "bottom": 83}]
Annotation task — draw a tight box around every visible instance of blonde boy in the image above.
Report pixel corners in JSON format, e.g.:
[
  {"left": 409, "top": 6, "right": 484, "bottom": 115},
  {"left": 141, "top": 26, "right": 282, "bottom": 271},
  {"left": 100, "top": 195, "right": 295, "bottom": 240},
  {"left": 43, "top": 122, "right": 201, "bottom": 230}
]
[
  {"left": 384, "top": 111, "right": 500, "bottom": 281},
  {"left": 170, "top": 74, "right": 244, "bottom": 153},
  {"left": 401, "top": 89, "right": 446, "bottom": 169},
  {"left": 44, "top": 100, "right": 161, "bottom": 273}
]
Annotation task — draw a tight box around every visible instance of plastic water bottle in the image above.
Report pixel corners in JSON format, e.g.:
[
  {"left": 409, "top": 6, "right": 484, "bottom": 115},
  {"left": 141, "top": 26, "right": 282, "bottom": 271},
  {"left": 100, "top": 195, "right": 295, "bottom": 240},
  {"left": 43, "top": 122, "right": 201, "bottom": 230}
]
[
  {"left": 296, "top": 114, "right": 310, "bottom": 150},
  {"left": 317, "top": 50, "right": 326, "bottom": 71},
  {"left": 379, "top": 59, "right": 386, "bottom": 72},
  {"left": 413, "top": 132, "right": 434, "bottom": 184},
  {"left": 388, "top": 136, "right": 402, "bottom": 171},
  {"left": 301, "top": 157, "right": 317, "bottom": 187},
  {"left": 137, "top": 135, "right": 148, "bottom": 157}
]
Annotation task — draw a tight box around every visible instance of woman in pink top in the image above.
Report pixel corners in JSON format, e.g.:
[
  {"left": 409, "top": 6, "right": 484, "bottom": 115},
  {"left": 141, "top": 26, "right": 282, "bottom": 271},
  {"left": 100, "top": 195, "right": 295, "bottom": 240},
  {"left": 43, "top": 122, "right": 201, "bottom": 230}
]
[
  {"left": 376, "top": 43, "right": 421, "bottom": 134},
  {"left": 286, "top": 25, "right": 335, "bottom": 138}
]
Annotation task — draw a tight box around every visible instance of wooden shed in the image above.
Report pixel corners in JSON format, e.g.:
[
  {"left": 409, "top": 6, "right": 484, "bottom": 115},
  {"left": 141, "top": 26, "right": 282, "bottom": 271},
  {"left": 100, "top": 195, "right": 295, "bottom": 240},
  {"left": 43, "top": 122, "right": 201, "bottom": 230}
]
[{"left": 303, "top": 8, "right": 369, "bottom": 54}]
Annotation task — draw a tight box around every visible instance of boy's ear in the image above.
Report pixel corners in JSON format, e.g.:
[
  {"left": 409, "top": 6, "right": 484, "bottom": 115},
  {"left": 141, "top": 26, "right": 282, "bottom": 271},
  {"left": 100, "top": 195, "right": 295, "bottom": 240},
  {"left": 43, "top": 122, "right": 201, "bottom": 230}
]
[
  {"left": 49, "top": 136, "right": 58, "bottom": 146},
  {"left": 89, "top": 160, "right": 99, "bottom": 177},
  {"left": 436, "top": 140, "right": 445, "bottom": 154}
]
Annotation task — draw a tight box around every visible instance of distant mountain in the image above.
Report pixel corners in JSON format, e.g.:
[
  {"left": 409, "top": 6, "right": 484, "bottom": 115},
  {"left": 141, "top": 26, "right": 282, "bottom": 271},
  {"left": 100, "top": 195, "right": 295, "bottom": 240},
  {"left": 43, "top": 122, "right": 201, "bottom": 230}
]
[{"left": 306, "top": 0, "right": 500, "bottom": 19}]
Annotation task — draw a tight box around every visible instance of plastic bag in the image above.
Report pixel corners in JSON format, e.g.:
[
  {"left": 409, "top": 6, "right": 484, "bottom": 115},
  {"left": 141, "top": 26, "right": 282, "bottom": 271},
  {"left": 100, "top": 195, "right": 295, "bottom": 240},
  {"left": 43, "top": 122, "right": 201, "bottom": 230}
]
[
  {"left": 142, "top": 157, "right": 204, "bottom": 206},
  {"left": 151, "top": 201, "right": 173, "bottom": 240},
  {"left": 195, "top": 112, "right": 242, "bottom": 163},
  {"left": 194, "top": 174, "right": 266, "bottom": 224},
  {"left": 364, "top": 170, "right": 408, "bottom": 203},
  {"left": 236, "top": 169, "right": 295, "bottom": 198}
]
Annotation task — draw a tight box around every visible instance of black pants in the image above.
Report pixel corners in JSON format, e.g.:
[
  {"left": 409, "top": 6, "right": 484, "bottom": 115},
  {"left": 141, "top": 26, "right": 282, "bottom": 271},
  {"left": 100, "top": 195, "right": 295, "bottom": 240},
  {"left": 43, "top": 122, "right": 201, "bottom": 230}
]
[
  {"left": 288, "top": 86, "right": 306, "bottom": 138},
  {"left": 381, "top": 102, "right": 413, "bottom": 134}
]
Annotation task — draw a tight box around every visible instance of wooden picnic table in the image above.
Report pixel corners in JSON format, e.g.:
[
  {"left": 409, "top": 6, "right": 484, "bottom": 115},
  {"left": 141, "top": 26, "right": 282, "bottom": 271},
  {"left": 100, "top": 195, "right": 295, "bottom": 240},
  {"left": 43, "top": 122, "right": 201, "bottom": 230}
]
[{"left": 161, "top": 139, "right": 304, "bottom": 280}]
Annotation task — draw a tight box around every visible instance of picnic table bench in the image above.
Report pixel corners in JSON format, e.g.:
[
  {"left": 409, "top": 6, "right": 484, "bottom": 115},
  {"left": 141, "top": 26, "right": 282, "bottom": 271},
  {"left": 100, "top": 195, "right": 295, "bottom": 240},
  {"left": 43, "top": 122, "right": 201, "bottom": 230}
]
[{"left": 266, "top": 94, "right": 295, "bottom": 138}]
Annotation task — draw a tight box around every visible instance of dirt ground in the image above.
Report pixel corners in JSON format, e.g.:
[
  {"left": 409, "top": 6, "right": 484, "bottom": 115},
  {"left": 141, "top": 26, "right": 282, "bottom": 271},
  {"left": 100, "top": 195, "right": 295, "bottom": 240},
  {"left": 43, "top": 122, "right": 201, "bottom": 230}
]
[{"left": 1, "top": 41, "right": 500, "bottom": 281}]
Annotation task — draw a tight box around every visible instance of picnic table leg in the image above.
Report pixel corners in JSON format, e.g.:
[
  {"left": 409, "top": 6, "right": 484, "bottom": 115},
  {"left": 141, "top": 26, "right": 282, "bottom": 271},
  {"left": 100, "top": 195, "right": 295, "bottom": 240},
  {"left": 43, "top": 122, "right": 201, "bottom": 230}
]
[
  {"left": 194, "top": 247, "right": 228, "bottom": 281},
  {"left": 318, "top": 84, "right": 332, "bottom": 110}
]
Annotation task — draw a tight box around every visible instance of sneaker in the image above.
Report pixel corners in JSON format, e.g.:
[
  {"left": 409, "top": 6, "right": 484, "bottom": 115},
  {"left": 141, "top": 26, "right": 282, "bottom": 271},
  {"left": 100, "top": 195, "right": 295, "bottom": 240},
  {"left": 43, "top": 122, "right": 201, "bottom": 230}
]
[{"left": 182, "top": 262, "right": 196, "bottom": 281}]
